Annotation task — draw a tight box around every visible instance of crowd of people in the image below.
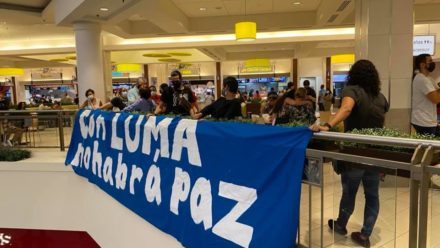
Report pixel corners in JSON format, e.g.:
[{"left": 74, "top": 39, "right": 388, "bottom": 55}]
[{"left": 78, "top": 70, "right": 335, "bottom": 126}]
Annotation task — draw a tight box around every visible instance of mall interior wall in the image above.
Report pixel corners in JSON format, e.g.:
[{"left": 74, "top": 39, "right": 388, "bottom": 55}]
[{"left": 0, "top": 164, "right": 183, "bottom": 248}]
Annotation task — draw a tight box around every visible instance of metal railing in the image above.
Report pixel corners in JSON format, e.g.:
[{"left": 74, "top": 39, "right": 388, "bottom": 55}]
[
  {"left": 0, "top": 109, "right": 77, "bottom": 151},
  {"left": 0, "top": 109, "right": 438, "bottom": 247},
  {"left": 301, "top": 131, "right": 440, "bottom": 248}
]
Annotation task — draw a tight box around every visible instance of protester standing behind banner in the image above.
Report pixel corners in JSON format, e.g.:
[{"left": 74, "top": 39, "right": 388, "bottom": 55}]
[
  {"left": 127, "top": 77, "right": 147, "bottom": 105},
  {"left": 123, "top": 88, "right": 155, "bottom": 113},
  {"left": 80, "top": 89, "right": 102, "bottom": 110},
  {"left": 312, "top": 60, "right": 389, "bottom": 248},
  {"left": 191, "top": 76, "right": 242, "bottom": 120},
  {"left": 156, "top": 70, "right": 194, "bottom": 115}
]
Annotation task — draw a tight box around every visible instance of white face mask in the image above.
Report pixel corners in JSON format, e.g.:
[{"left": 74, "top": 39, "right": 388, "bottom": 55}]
[
  {"left": 87, "top": 94, "right": 94, "bottom": 100},
  {"left": 121, "top": 92, "right": 128, "bottom": 97},
  {"left": 151, "top": 91, "right": 157, "bottom": 96}
]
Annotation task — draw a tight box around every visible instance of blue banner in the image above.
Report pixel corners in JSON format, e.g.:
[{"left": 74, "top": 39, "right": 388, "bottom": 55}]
[{"left": 65, "top": 110, "right": 312, "bottom": 248}]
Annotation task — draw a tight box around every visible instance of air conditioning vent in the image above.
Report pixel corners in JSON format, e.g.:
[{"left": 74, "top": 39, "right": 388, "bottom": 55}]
[
  {"left": 327, "top": 14, "right": 339, "bottom": 23},
  {"left": 337, "top": 0, "right": 351, "bottom": 12}
]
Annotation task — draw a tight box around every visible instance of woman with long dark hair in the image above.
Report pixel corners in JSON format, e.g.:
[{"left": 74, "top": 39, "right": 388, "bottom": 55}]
[{"left": 312, "top": 60, "right": 389, "bottom": 247}]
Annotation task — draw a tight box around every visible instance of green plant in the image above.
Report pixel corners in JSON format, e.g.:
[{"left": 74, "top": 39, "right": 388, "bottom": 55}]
[
  {"left": 0, "top": 148, "right": 31, "bottom": 161},
  {"left": 344, "top": 128, "right": 440, "bottom": 152}
]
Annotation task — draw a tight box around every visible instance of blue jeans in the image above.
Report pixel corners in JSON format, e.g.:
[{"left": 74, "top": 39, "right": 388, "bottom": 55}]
[{"left": 336, "top": 168, "right": 380, "bottom": 237}]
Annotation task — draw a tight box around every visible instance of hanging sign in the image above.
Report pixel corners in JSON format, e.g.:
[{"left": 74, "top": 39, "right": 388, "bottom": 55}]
[{"left": 413, "top": 35, "right": 436, "bottom": 56}]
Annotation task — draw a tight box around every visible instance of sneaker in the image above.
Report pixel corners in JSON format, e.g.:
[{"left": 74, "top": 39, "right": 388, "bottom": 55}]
[
  {"left": 328, "top": 219, "right": 347, "bottom": 235},
  {"left": 351, "top": 232, "right": 370, "bottom": 248}
]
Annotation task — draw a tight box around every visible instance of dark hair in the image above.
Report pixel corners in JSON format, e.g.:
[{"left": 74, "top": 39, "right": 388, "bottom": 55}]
[
  {"left": 223, "top": 76, "right": 238, "bottom": 93},
  {"left": 159, "top": 83, "right": 168, "bottom": 93},
  {"left": 139, "top": 88, "right": 151, "bottom": 100},
  {"left": 346, "top": 59, "right": 380, "bottom": 96},
  {"left": 149, "top": 86, "right": 157, "bottom": 91},
  {"left": 287, "top": 82, "right": 294, "bottom": 89},
  {"left": 303, "top": 80, "right": 310, "bottom": 87},
  {"left": 320, "top": 85, "right": 324, "bottom": 89},
  {"left": 413, "top": 53, "right": 432, "bottom": 79},
  {"left": 414, "top": 53, "right": 431, "bottom": 71},
  {"left": 170, "top": 70, "right": 182, "bottom": 80},
  {"left": 85, "top": 89, "right": 95, "bottom": 97},
  {"left": 271, "top": 89, "right": 296, "bottom": 114},
  {"left": 111, "top": 97, "right": 126, "bottom": 110}
]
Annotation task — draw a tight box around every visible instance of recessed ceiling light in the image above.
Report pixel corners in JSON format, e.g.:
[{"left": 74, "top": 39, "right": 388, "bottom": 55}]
[
  {"left": 199, "top": 7, "right": 207, "bottom": 11},
  {"left": 100, "top": 7, "right": 109, "bottom": 11},
  {"left": 293, "top": 2, "right": 301, "bottom": 5}
]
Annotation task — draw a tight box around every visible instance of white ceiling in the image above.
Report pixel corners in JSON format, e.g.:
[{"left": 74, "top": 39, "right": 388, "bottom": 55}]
[
  {"left": 415, "top": 0, "right": 440, "bottom": 4},
  {"left": 0, "top": 0, "right": 439, "bottom": 66},
  {"left": 0, "top": 0, "right": 51, "bottom": 8},
  {"left": 171, "top": 0, "right": 322, "bottom": 17},
  {"left": 19, "top": 49, "right": 215, "bottom": 66},
  {"left": 111, "top": 49, "right": 215, "bottom": 63}
]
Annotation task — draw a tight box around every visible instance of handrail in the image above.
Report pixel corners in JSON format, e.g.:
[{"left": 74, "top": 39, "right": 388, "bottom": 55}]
[
  {"left": 313, "top": 131, "right": 440, "bottom": 149},
  {"left": 0, "top": 110, "right": 77, "bottom": 114}
]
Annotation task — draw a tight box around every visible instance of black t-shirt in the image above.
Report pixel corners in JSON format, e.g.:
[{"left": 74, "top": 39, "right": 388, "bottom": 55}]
[
  {"left": 161, "top": 87, "right": 194, "bottom": 115},
  {"left": 200, "top": 97, "right": 242, "bottom": 120},
  {"left": 342, "top": 85, "right": 389, "bottom": 132},
  {"left": 305, "top": 87, "right": 316, "bottom": 99}
]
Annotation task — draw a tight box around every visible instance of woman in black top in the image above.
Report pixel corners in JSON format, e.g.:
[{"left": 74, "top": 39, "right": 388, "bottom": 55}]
[{"left": 312, "top": 60, "right": 389, "bottom": 247}]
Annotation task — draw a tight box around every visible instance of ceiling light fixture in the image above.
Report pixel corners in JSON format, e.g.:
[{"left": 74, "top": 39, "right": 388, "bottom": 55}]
[
  {"left": 100, "top": 7, "right": 109, "bottom": 11},
  {"left": 0, "top": 68, "right": 24, "bottom": 76},
  {"left": 293, "top": 2, "right": 301, "bottom": 5},
  {"left": 235, "top": 0, "right": 256, "bottom": 42},
  {"left": 199, "top": 7, "right": 207, "bottom": 11}
]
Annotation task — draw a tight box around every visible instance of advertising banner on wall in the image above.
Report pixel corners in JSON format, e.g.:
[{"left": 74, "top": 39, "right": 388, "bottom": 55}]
[{"left": 65, "top": 110, "right": 312, "bottom": 248}]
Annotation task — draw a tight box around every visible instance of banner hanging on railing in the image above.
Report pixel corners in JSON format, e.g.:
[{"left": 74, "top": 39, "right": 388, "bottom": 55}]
[{"left": 65, "top": 110, "right": 312, "bottom": 248}]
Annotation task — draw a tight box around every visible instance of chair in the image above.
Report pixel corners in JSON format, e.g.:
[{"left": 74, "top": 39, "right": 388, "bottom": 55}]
[{"left": 245, "top": 102, "right": 262, "bottom": 115}]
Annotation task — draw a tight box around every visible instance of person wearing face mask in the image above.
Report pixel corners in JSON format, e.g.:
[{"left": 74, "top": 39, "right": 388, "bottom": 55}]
[
  {"left": 191, "top": 76, "right": 242, "bottom": 120},
  {"left": 80, "top": 89, "right": 103, "bottom": 110},
  {"left": 162, "top": 70, "right": 194, "bottom": 115},
  {"left": 411, "top": 54, "right": 440, "bottom": 136},
  {"left": 150, "top": 86, "right": 161, "bottom": 105}
]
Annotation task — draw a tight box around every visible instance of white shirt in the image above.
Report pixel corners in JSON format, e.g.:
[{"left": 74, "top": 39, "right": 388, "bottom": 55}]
[
  {"left": 127, "top": 87, "right": 139, "bottom": 105},
  {"left": 411, "top": 73, "right": 437, "bottom": 127}
]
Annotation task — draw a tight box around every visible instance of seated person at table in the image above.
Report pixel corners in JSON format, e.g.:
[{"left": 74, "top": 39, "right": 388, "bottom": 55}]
[
  {"left": 261, "top": 94, "right": 278, "bottom": 114},
  {"left": 0, "top": 92, "right": 10, "bottom": 110},
  {"left": 191, "top": 76, "right": 242, "bottom": 120},
  {"left": 122, "top": 88, "right": 155, "bottom": 113}
]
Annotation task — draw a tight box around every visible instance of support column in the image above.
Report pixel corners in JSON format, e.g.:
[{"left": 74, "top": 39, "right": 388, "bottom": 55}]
[
  {"left": 216, "top": 62, "right": 221, "bottom": 99},
  {"left": 291, "top": 59, "right": 298, "bottom": 88},
  {"left": 325, "top": 57, "right": 331, "bottom": 90},
  {"left": 143, "top": 64, "right": 150, "bottom": 87},
  {"left": 74, "top": 22, "right": 106, "bottom": 104},
  {"left": 355, "top": 0, "right": 413, "bottom": 132},
  {"left": 103, "top": 51, "right": 113, "bottom": 102}
]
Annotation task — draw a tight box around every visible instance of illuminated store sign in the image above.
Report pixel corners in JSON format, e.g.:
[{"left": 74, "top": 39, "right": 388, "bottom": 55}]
[{"left": 413, "top": 35, "right": 435, "bottom": 56}]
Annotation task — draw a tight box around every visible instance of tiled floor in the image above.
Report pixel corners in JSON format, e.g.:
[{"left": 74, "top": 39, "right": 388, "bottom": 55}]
[{"left": 299, "top": 164, "right": 440, "bottom": 247}]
